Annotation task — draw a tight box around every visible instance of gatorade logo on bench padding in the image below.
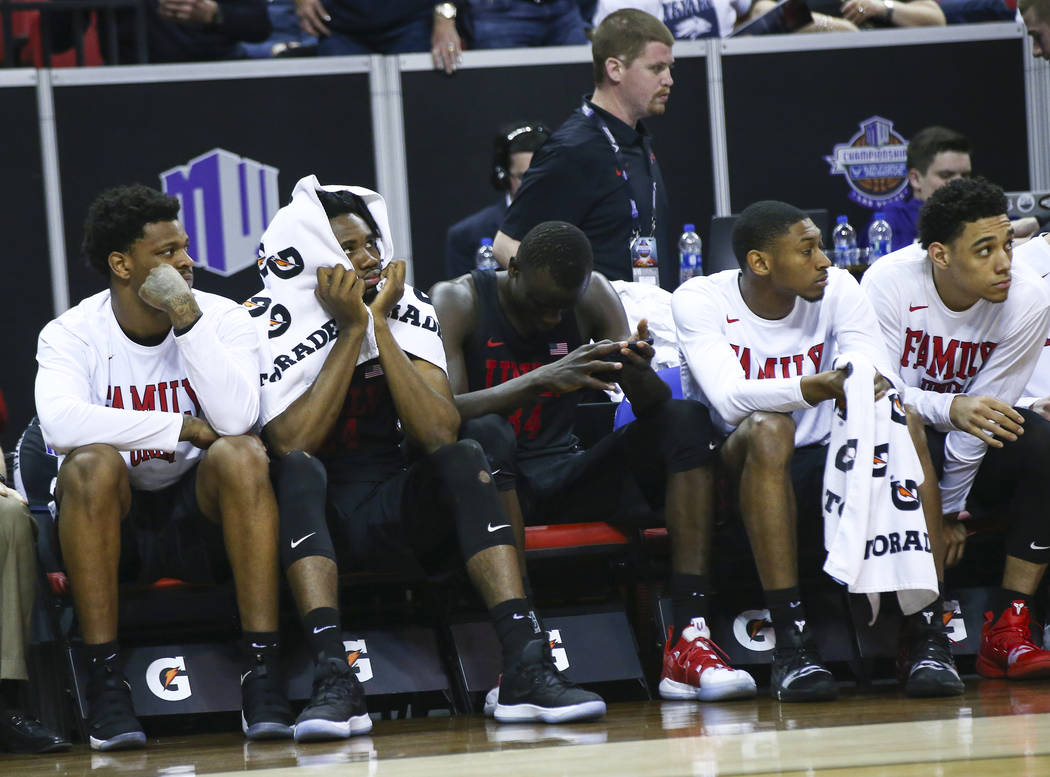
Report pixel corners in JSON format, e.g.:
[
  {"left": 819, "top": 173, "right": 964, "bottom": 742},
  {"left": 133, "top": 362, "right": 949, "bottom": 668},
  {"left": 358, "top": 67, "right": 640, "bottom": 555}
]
[
  {"left": 732, "top": 609, "right": 776, "bottom": 652},
  {"left": 145, "top": 656, "right": 192, "bottom": 701},
  {"left": 548, "top": 630, "right": 569, "bottom": 671},
  {"left": 342, "top": 639, "right": 373, "bottom": 683}
]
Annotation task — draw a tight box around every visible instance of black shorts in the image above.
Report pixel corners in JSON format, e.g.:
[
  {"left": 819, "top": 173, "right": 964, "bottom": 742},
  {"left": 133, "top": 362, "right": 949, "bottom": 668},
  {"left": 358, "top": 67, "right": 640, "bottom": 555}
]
[
  {"left": 327, "top": 458, "right": 460, "bottom": 574},
  {"left": 57, "top": 465, "right": 228, "bottom": 585},
  {"left": 517, "top": 399, "right": 720, "bottom": 525}
]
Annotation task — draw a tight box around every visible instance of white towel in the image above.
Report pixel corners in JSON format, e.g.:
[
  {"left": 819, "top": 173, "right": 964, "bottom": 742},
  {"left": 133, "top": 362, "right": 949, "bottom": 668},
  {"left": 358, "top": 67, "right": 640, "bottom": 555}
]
[
  {"left": 822, "top": 352, "right": 938, "bottom": 623},
  {"left": 249, "top": 175, "right": 445, "bottom": 427}
]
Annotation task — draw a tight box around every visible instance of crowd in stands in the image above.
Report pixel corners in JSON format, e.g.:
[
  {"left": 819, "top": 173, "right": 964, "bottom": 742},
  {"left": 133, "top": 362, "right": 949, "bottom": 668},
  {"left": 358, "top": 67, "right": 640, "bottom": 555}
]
[
  {"left": 0, "top": 0, "right": 1033, "bottom": 65},
  {"left": 2, "top": 3, "right": 1050, "bottom": 759}
]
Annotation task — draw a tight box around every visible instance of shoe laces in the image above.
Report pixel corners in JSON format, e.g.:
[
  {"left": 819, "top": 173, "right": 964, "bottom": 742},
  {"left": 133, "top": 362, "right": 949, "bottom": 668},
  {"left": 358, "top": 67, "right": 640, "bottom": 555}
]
[
  {"left": 311, "top": 661, "right": 359, "bottom": 706},
  {"left": 911, "top": 629, "right": 954, "bottom": 665},
  {"left": 667, "top": 626, "right": 732, "bottom": 671},
  {"left": 518, "top": 643, "right": 574, "bottom": 692}
]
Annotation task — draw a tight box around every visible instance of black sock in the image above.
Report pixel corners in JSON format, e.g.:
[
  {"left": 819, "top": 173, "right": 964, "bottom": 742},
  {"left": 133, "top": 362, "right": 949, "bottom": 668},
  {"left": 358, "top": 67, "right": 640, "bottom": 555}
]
[
  {"left": 241, "top": 631, "right": 281, "bottom": 669},
  {"left": 994, "top": 588, "right": 1032, "bottom": 618},
  {"left": 490, "top": 598, "right": 542, "bottom": 661},
  {"left": 906, "top": 596, "right": 945, "bottom": 634},
  {"left": 303, "top": 607, "right": 344, "bottom": 663},
  {"left": 669, "top": 573, "right": 710, "bottom": 642},
  {"left": 766, "top": 587, "right": 808, "bottom": 645},
  {"left": 85, "top": 641, "right": 120, "bottom": 674}
]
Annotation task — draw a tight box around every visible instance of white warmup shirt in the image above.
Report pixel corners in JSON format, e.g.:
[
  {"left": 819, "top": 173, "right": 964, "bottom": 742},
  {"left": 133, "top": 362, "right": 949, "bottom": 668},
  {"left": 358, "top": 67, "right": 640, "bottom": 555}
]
[
  {"left": 861, "top": 245, "right": 1050, "bottom": 512},
  {"left": 35, "top": 289, "right": 268, "bottom": 491},
  {"left": 672, "top": 267, "right": 897, "bottom": 447},
  {"left": 1013, "top": 235, "right": 1050, "bottom": 403}
]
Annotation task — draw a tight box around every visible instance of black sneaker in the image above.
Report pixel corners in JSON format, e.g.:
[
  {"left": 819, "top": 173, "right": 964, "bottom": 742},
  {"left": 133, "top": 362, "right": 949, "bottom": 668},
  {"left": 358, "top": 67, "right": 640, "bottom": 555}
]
[
  {"left": 770, "top": 629, "right": 838, "bottom": 702},
  {"left": 241, "top": 656, "right": 293, "bottom": 740},
  {"left": 86, "top": 665, "right": 146, "bottom": 751},
  {"left": 294, "top": 656, "right": 372, "bottom": 742},
  {"left": 494, "top": 638, "right": 606, "bottom": 723},
  {"left": 898, "top": 623, "right": 965, "bottom": 698}
]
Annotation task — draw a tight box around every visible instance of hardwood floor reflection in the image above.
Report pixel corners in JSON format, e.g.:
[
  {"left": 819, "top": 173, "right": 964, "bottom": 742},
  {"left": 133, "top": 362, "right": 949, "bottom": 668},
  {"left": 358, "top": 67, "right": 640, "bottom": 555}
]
[{"left": 8, "top": 679, "right": 1050, "bottom": 777}]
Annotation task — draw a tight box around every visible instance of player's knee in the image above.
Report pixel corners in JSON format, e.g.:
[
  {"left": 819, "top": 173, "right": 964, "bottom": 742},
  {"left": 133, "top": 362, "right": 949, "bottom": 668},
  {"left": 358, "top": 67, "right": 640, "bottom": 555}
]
[
  {"left": 742, "top": 412, "right": 795, "bottom": 465},
  {"left": 58, "top": 444, "right": 126, "bottom": 498},
  {"left": 205, "top": 435, "right": 269, "bottom": 483},
  {"left": 460, "top": 415, "right": 517, "bottom": 475}
]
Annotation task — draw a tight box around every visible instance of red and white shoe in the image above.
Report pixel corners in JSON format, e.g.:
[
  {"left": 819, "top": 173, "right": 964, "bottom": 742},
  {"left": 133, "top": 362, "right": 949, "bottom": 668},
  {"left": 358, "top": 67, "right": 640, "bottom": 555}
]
[
  {"left": 659, "top": 620, "right": 756, "bottom": 701},
  {"left": 977, "top": 600, "right": 1050, "bottom": 680}
]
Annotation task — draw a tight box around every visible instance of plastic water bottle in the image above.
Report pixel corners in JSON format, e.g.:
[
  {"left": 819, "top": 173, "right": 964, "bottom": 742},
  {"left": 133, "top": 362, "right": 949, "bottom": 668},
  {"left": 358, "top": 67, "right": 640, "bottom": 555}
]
[
  {"left": 867, "top": 212, "right": 892, "bottom": 264},
  {"left": 475, "top": 237, "right": 498, "bottom": 270},
  {"left": 832, "top": 215, "right": 857, "bottom": 269},
  {"left": 678, "top": 223, "right": 702, "bottom": 285}
]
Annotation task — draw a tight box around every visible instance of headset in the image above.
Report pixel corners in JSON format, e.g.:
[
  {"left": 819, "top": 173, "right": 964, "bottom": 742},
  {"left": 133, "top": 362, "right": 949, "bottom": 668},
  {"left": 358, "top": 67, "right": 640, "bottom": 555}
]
[{"left": 491, "top": 121, "right": 551, "bottom": 191}]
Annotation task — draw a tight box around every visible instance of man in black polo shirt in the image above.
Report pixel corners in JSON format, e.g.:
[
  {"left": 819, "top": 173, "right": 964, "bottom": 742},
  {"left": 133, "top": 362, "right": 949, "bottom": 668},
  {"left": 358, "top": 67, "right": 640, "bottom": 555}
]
[{"left": 492, "top": 9, "right": 676, "bottom": 290}]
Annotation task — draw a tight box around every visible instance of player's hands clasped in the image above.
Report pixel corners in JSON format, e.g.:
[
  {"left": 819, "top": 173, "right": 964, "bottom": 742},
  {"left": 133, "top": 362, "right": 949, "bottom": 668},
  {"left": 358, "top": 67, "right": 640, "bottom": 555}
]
[
  {"left": 949, "top": 395, "right": 1024, "bottom": 448},
  {"left": 316, "top": 265, "right": 368, "bottom": 333},
  {"left": 536, "top": 340, "right": 625, "bottom": 394}
]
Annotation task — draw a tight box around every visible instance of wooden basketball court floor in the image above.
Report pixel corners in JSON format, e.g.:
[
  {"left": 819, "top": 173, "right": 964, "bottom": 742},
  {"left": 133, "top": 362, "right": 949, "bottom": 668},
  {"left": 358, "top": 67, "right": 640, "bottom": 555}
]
[{"left": 8, "top": 679, "right": 1050, "bottom": 776}]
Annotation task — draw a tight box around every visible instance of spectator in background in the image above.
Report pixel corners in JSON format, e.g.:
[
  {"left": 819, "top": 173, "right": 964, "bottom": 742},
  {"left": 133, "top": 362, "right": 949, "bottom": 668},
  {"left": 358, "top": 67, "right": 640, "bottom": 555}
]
[
  {"left": 294, "top": 1, "right": 464, "bottom": 72},
  {"left": 884, "top": 127, "right": 971, "bottom": 251},
  {"left": 469, "top": 0, "right": 590, "bottom": 48},
  {"left": 840, "top": 0, "right": 945, "bottom": 26},
  {"left": 445, "top": 121, "right": 551, "bottom": 281},
  {"left": 61, "top": 0, "right": 273, "bottom": 63},
  {"left": 1021, "top": 0, "right": 1050, "bottom": 60},
  {"left": 592, "top": 0, "right": 858, "bottom": 36},
  {"left": 494, "top": 10, "right": 678, "bottom": 289},
  {"left": 883, "top": 127, "right": 1038, "bottom": 252},
  {"left": 242, "top": 0, "right": 318, "bottom": 57}
]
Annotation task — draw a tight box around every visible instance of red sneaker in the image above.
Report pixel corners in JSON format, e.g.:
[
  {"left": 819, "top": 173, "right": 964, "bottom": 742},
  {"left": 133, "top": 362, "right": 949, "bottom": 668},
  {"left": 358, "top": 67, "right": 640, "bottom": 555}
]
[
  {"left": 659, "top": 620, "right": 756, "bottom": 701},
  {"left": 976, "top": 600, "right": 1050, "bottom": 679}
]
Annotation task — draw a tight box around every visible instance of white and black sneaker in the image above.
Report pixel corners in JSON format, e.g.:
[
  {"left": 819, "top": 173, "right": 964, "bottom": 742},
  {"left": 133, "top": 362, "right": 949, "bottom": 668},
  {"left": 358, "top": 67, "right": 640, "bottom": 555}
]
[
  {"left": 294, "top": 656, "right": 372, "bottom": 742},
  {"left": 770, "top": 629, "right": 837, "bottom": 702},
  {"left": 494, "top": 638, "right": 606, "bottom": 724},
  {"left": 241, "top": 657, "right": 293, "bottom": 740},
  {"left": 86, "top": 666, "right": 146, "bottom": 751},
  {"left": 898, "top": 625, "right": 964, "bottom": 698}
]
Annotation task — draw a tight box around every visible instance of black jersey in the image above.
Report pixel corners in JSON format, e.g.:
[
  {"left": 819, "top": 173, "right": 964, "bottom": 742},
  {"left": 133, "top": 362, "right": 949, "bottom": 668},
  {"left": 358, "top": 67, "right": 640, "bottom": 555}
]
[
  {"left": 319, "top": 358, "right": 404, "bottom": 482},
  {"left": 464, "top": 269, "right": 584, "bottom": 456}
]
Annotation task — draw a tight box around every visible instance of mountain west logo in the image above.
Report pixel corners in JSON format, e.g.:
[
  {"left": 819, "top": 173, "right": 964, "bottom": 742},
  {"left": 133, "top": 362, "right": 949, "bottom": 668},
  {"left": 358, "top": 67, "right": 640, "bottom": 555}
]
[
  {"left": 146, "top": 656, "right": 192, "bottom": 701},
  {"left": 732, "top": 609, "right": 775, "bottom": 652},
  {"left": 161, "top": 149, "right": 279, "bottom": 277},
  {"left": 342, "top": 639, "right": 373, "bottom": 683},
  {"left": 825, "top": 117, "right": 908, "bottom": 208}
]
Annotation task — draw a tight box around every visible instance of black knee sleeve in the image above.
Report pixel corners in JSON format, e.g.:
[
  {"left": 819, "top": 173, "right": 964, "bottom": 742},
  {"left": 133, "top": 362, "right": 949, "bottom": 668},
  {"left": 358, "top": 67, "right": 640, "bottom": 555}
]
[
  {"left": 430, "top": 440, "right": 515, "bottom": 559},
  {"left": 273, "top": 451, "right": 336, "bottom": 569},
  {"left": 460, "top": 414, "right": 518, "bottom": 491}
]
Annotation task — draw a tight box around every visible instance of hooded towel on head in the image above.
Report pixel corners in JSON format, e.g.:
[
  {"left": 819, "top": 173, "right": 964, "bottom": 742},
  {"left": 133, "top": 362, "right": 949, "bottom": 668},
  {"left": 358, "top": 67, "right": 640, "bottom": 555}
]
[{"left": 248, "top": 175, "right": 446, "bottom": 428}]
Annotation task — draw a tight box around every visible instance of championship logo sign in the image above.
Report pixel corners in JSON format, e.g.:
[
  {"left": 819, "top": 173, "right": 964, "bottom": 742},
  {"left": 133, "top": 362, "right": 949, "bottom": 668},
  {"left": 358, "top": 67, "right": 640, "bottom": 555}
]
[
  {"left": 160, "top": 149, "right": 280, "bottom": 277},
  {"left": 825, "top": 117, "right": 908, "bottom": 208}
]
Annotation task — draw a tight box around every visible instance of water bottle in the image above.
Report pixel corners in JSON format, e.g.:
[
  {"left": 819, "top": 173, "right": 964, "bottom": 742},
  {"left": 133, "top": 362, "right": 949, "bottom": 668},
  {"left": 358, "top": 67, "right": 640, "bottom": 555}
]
[
  {"left": 678, "top": 223, "right": 702, "bottom": 285},
  {"left": 832, "top": 215, "right": 857, "bottom": 269},
  {"left": 475, "top": 237, "right": 498, "bottom": 271},
  {"left": 867, "top": 212, "right": 892, "bottom": 264}
]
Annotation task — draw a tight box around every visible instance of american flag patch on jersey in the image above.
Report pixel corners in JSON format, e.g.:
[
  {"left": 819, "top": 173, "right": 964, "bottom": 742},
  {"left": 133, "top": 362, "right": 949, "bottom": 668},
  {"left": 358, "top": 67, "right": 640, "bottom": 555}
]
[
  {"left": 364, "top": 363, "right": 385, "bottom": 380},
  {"left": 549, "top": 342, "right": 569, "bottom": 356}
]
